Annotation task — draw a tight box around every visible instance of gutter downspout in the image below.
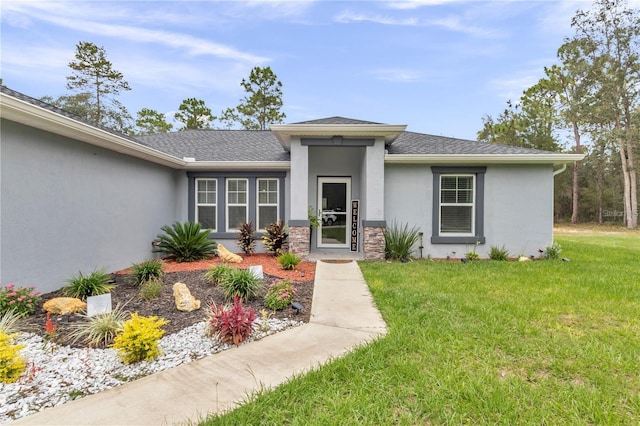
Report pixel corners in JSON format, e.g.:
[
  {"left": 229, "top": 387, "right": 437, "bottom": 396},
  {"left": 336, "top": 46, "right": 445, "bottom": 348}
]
[{"left": 553, "top": 163, "right": 567, "bottom": 176}]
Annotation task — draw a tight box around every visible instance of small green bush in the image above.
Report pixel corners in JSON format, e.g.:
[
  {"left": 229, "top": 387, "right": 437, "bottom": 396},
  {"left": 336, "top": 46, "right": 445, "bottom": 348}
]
[
  {"left": 237, "top": 221, "right": 256, "bottom": 256},
  {"left": 220, "top": 268, "right": 263, "bottom": 302},
  {"left": 129, "top": 259, "right": 163, "bottom": 286},
  {"left": 205, "top": 264, "right": 233, "bottom": 286},
  {"left": 139, "top": 278, "right": 163, "bottom": 301},
  {"left": 542, "top": 242, "right": 562, "bottom": 260},
  {"left": 465, "top": 250, "right": 480, "bottom": 261},
  {"left": 68, "top": 303, "right": 129, "bottom": 347},
  {"left": 277, "top": 252, "right": 301, "bottom": 270},
  {"left": 154, "top": 221, "right": 217, "bottom": 262},
  {"left": 384, "top": 221, "right": 421, "bottom": 260},
  {"left": 264, "top": 280, "right": 297, "bottom": 311},
  {"left": 0, "top": 283, "right": 41, "bottom": 317},
  {"left": 489, "top": 245, "right": 509, "bottom": 261},
  {"left": 63, "top": 270, "right": 114, "bottom": 300},
  {"left": 111, "top": 313, "right": 168, "bottom": 364},
  {"left": 262, "top": 221, "right": 288, "bottom": 255},
  {"left": 0, "top": 331, "right": 26, "bottom": 384}
]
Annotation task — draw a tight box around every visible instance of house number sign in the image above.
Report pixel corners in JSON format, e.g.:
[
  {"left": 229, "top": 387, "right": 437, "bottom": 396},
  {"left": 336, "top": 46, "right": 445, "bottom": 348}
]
[{"left": 351, "top": 199, "right": 359, "bottom": 251}]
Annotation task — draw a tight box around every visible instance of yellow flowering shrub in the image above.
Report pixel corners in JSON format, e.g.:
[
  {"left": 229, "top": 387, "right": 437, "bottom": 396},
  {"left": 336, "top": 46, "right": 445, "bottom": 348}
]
[
  {"left": 111, "top": 313, "right": 168, "bottom": 364},
  {"left": 0, "top": 331, "right": 26, "bottom": 383}
]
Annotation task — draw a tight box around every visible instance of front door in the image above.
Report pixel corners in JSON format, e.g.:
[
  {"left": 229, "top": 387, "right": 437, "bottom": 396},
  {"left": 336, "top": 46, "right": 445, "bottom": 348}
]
[{"left": 317, "top": 177, "right": 351, "bottom": 248}]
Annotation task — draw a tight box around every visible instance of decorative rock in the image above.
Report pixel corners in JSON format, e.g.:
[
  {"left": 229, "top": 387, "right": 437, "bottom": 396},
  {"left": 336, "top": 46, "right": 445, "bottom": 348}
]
[
  {"left": 518, "top": 256, "right": 531, "bottom": 262},
  {"left": 43, "top": 297, "right": 87, "bottom": 315},
  {"left": 217, "top": 244, "right": 243, "bottom": 263},
  {"left": 172, "top": 282, "right": 201, "bottom": 312}
]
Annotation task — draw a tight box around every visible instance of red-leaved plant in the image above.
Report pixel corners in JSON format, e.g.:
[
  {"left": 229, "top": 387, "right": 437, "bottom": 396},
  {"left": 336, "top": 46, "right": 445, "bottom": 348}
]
[{"left": 206, "top": 295, "right": 255, "bottom": 347}]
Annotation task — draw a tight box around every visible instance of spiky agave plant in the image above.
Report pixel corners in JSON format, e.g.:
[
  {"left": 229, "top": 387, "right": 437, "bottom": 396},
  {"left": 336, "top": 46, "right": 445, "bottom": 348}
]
[{"left": 154, "top": 221, "right": 217, "bottom": 262}]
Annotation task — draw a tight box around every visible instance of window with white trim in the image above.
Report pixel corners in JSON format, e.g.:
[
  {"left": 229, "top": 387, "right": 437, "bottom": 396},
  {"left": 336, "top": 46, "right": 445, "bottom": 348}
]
[
  {"left": 195, "top": 178, "right": 217, "bottom": 231},
  {"left": 440, "top": 175, "right": 475, "bottom": 235},
  {"left": 226, "top": 178, "right": 248, "bottom": 231},
  {"left": 257, "top": 178, "right": 279, "bottom": 231}
]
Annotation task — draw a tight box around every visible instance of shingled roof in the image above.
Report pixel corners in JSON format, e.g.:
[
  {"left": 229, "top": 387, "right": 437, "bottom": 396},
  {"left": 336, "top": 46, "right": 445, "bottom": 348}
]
[{"left": 137, "top": 130, "right": 289, "bottom": 162}]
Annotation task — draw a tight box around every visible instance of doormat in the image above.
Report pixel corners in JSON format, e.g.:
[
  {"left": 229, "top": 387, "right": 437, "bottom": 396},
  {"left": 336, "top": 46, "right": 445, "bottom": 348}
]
[{"left": 321, "top": 259, "right": 353, "bottom": 264}]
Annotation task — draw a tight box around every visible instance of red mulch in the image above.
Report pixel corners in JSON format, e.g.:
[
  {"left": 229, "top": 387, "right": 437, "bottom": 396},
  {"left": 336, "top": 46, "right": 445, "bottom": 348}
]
[{"left": 114, "top": 253, "right": 316, "bottom": 282}]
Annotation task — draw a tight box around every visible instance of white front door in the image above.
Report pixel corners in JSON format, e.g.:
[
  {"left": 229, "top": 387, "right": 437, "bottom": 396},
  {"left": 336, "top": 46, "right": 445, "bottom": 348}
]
[{"left": 317, "top": 177, "right": 351, "bottom": 248}]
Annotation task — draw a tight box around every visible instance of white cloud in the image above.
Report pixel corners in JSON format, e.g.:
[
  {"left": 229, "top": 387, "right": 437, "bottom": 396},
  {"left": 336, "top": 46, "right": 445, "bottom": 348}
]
[
  {"left": 428, "top": 15, "right": 503, "bottom": 38},
  {"left": 370, "top": 68, "right": 422, "bottom": 82},
  {"left": 488, "top": 70, "right": 544, "bottom": 102},
  {"left": 386, "top": 0, "right": 462, "bottom": 10},
  {"left": 334, "top": 11, "right": 418, "bottom": 25}
]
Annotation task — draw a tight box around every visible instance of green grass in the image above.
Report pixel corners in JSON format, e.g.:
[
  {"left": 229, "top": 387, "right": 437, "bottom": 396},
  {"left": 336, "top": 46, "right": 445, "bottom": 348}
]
[{"left": 204, "top": 235, "right": 640, "bottom": 425}]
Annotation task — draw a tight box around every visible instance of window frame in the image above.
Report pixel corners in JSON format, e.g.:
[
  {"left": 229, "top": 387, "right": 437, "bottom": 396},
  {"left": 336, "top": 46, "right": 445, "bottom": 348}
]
[
  {"left": 226, "top": 178, "right": 249, "bottom": 232},
  {"left": 195, "top": 178, "right": 217, "bottom": 232},
  {"left": 256, "top": 178, "right": 280, "bottom": 232},
  {"left": 431, "top": 166, "right": 486, "bottom": 244},
  {"left": 187, "top": 172, "right": 286, "bottom": 240},
  {"left": 439, "top": 174, "right": 475, "bottom": 236}
]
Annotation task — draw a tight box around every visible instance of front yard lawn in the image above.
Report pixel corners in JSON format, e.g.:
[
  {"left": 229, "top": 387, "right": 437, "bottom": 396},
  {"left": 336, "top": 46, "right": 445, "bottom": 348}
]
[{"left": 206, "top": 234, "right": 640, "bottom": 425}]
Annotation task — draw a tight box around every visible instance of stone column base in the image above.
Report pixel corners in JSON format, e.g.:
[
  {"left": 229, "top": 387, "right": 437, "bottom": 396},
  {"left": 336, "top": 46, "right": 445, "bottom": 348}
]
[
  {"left": 363, "top": 226, "right": 385, "bottom": 260},
  {"left": 289, "top": 226, "right": 310, "bottom": 259}
]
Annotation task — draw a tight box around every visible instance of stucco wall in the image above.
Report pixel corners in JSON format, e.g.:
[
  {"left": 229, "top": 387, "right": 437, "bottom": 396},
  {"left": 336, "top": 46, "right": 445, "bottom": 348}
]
[
  {"left": 1, "top": 120, "right": 179, "bottom": 293},
  {"left": 384, "top": 163, "right": 555, "bottom": 259}
]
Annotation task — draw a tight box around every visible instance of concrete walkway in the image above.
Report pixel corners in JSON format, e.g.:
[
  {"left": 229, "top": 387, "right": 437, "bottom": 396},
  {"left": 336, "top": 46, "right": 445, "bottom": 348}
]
[{"left": 12, "top": 260, "right": 387, "bottom": 426}]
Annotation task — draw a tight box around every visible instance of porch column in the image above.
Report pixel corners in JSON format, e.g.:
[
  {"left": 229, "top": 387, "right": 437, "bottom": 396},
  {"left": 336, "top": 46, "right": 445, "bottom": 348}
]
[
  {"left": 288, "top": 139, "right": 310, "bottom": 258},
  {"left": 362, "top": 138, "right": 386, "bottom": 260}
]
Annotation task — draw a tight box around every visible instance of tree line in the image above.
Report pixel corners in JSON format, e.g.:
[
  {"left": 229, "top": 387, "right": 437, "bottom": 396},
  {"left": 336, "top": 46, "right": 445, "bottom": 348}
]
[
  {"left": 40, "top": 41, "right": 286, "bottom": 135},
  {"left": 478, "top": 0, "right": 639, "bottom": 229}
]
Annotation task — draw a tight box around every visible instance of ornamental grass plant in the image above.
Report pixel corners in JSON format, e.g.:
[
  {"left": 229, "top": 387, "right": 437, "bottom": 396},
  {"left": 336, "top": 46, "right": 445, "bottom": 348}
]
[
  {"left": 63, "top": 270, "right": 113, "bottom": 300},
  {"left": 383, "top": 220, "right": 420, "bottom": 260}
]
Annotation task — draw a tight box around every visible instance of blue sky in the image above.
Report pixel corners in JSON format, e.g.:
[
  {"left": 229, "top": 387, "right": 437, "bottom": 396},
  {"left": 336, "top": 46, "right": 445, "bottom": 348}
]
[{"left": 2, "top": 0, "right": 630, "bottom": 140}]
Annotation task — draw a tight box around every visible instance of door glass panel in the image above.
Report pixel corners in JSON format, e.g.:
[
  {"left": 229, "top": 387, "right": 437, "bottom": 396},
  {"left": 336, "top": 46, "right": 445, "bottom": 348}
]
[{"left": 321, "top": 182, "right": 347, "bottom": 245}]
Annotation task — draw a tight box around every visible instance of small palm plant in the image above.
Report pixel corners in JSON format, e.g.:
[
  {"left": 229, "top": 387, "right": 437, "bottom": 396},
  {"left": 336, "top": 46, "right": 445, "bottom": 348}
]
[
  {"left": 154, "top": 221, "right": 216, "bottom": 262},
  {"left": 262, "top": 221, "right": 288, "bottom": 255}
]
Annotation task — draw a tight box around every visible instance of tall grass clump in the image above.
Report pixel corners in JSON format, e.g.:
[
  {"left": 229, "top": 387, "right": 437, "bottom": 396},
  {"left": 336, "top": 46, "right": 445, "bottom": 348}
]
[
  {"left": 128, "top": 259, "right": 163, "bottom": 286},
  {"left": 63, "top": 269, "right": 113, "bottom": 300},
  {"left": 384, "top": 221, "right": 420, "bottom": 260},
  {"left": 154, "top": 221, "right": 216, "bottom": 262},
  {"left": 489, "top": 245, "right": 509, "bottom": 261},
  {"left": 220, "top": 269, "right": 263, "bottom": 301},
  {"left": 68, "top": 303, "right": 130, "bottom": 347},
  {"left": 205, "top": 264, "right": 233, "bottom": 286}
]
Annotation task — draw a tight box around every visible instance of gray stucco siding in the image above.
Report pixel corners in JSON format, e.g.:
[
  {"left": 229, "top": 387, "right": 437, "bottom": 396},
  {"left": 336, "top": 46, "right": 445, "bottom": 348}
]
[
  {"left": 1, "top": 120, "right": 179, "bottom": 293},
  {"left": 384, "top": 163, "right": 555, "bottom": 259}
]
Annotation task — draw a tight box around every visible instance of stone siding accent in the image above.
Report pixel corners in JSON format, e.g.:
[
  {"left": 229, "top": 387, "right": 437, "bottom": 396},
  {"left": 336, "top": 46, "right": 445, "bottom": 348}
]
[
  {"left": 288, "top": 226, "right": 310, "bottom": 259},
  {"left": 363, "top": 226, "right": 385, "bottom": 260}
]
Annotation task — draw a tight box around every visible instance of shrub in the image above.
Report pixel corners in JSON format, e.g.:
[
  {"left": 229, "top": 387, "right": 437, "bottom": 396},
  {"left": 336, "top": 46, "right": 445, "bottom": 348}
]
[
  {"left": 277, "top": 252, "right": 301, "bottom": 270},
  {"left": 489, "top": 245, "right": 509, "bottom": 261},
  {"left": 262, "top": 221, "right": 288, "bottom": 255},
  {"left": 69, "top": 303, "right": 129, "bottom": 347},
  {"left": 154, "top": 221, "right": 217, "bottom": 262},
  {"left": 138, "top": 278, "right": 163, "bottom": 301},
  {"left": 465, "top": 250, "right": 480, "bottom": 261},
  {"left": 0, "top": 331, "right": 26, "bottom": 384},
  {"left": 205, "top": 295, "right": 255, "bottom": 347},
  {"left": 237, "top": 221, "right": 256, "bottom": 256},
  {"left": 220, "top": 268, "right": 263, "bottom": 302},
  {"left": 63, "top": 270, "right": 113, "bottom": 300},
  {"left": 0, "top": 310, "right": 23, "bottom": 336},
  {"left": 111, "top": 313, "right": 168, "bottom": 363},
  {"left": 384, "top": 221, "right": 421, "bottom": 260},
  {"left": 0, "top": 283, "right": 41, "bottom": 317},
  {"left": 542, "top": 242, "right": 562, "bottom": 260},
  {"left": 205, "top": 264, "right": 233, "bottom": 286},
  {"left": 128, "top": 259, "right": 163, "bottom": 286},
  {"left": 264, "top": 280, "right": 297, "bottom": 311}
]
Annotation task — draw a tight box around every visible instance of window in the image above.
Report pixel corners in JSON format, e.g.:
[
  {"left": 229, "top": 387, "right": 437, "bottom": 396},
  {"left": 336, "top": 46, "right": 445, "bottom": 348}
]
[
  {"left": 196, "top": 179, "right": 217, "bottom": 231},
  {"left": 431, "top": 167, "right": 486, "bottom": 244},
  {"left": 226, "top": 178, "right": 248, "bottom": 231},
  {"left": 440, "top": 175, "right": 474, "bottom": 235},
  {"left": 257, "top": 178, "right": 279, "bottom": 230}
]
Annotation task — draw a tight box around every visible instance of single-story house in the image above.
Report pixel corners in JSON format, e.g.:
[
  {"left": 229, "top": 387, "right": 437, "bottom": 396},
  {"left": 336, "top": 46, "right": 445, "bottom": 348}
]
[{"left": 1, "top": 86, "right": 584, "bottom": 293}]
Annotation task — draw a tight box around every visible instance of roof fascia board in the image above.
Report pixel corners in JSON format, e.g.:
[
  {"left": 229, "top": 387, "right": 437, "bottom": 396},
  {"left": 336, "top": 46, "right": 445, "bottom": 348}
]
[
  {"left": 385, "top": 153, "right": 586, "bottom": 165},
  {"left": 184, "top": 161, "right": 290, "bottom": 171},
  {"left": 1, "top": 93, "right": 185, "bottom": 169},
  {"left": 271, "top": 123, "right": 407, "bottom": 150}
]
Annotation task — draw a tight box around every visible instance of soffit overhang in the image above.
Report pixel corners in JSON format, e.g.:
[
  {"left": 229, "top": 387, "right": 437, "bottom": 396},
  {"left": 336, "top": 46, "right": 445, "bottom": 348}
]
[
  {"left": 385, "top": 153, "right": 585, "bottom": 166},
  {"left": 271, "top": 123, "right": 407, "bottom": 150}
]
